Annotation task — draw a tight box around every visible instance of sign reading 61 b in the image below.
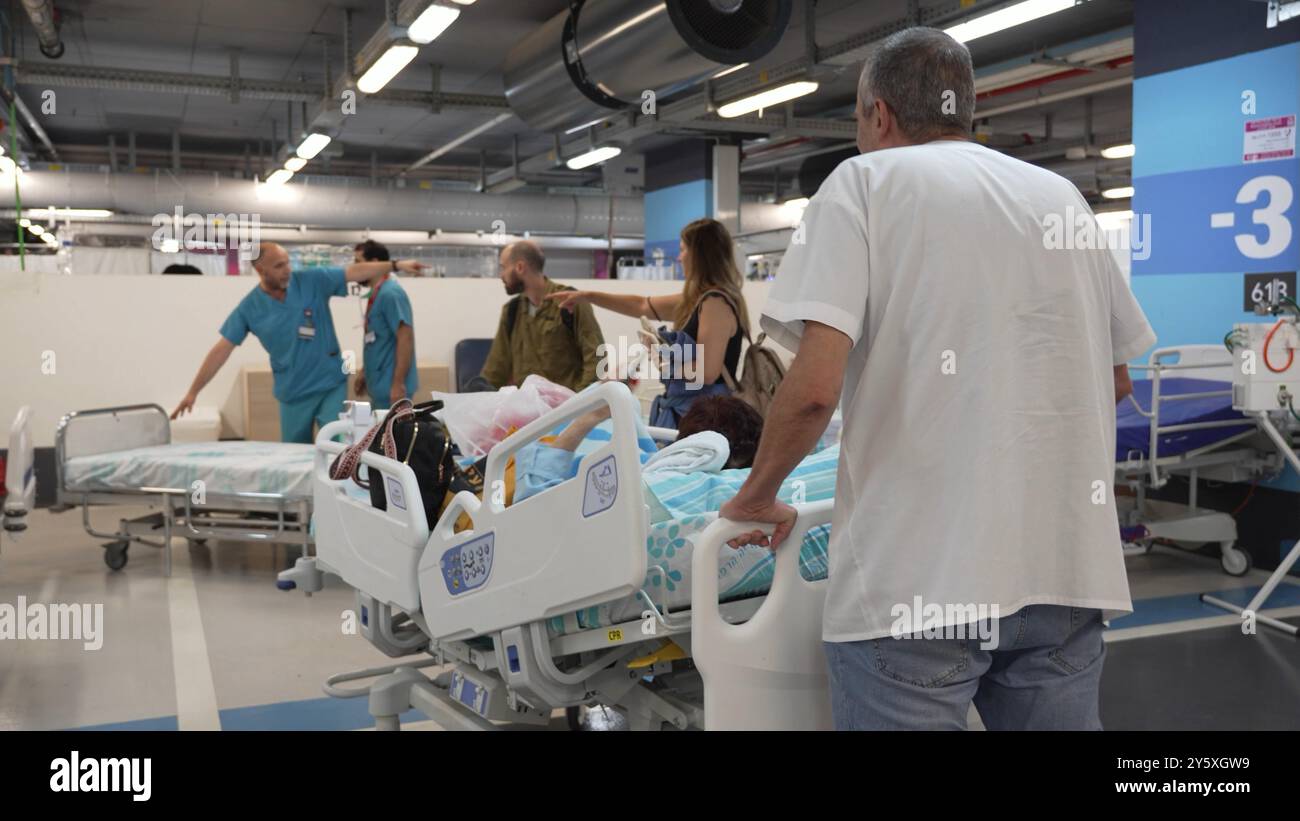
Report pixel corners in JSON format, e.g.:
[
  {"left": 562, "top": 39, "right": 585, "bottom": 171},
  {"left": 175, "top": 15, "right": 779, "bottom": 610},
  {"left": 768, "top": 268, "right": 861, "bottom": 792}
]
[{"left": 1132, "top": 160, "right": 1299, "bottom": 276}]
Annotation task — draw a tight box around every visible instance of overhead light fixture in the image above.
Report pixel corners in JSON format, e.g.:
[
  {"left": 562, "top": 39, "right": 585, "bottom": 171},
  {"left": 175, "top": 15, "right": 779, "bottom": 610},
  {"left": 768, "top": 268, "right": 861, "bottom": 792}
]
[
  {"left": 296, "top": 132, "right": 332, "bottom": 160},
  {"left": 357, "top": 42, "right": 420, "bottom": 94},
  {"left": 1095, "top": 209, "right": 1133, "bottom": 228},
  {"left": 28, "top": 223, "right": 46, "bottom": 235},
  {"left": 1102, "top": 185, "right": 1134, "bottom": 199},
  {"left": 450, "top": 0, "right": 476, "bottom": 4},
  {"left": 18, "top": 218, "right": 30, "bottom": 227},
  {"left": 943, "top": 0, "right": 1076, "bottom": 44},
  {"left": 712, "top": 62, "right": 750, "bottom": 79},
  {"left": 566, "top": 145, "right": 622, "bottom": 170},
  {"left": 284, "top": 156, "right": 308, "bottom": 172},
  {"left": 42, "top": 234, "right": 58, "bottom": 246},
  {"left": 265, "top": 168, "right": 295, "bottom": 186},
  {"left": 25, "top": 207, "right": 115, "bottom": 219},
  {"left": 782, "top": 197, "right": 810, "bottom": 209},
  {"left": 1100, "top": 143, "right": 1135, "bottom": 159},
  {"left": 0, "top": 155, "right": 22, "bottom": 175},
  {"left": 408, "top": 3, "right": 460, "bottom": 44},
  {"left": 159, "top": 238, "right": 181, "bottom": 253},
  {"left": 717, "top": 80, "right": 819, "bottom": 118}
]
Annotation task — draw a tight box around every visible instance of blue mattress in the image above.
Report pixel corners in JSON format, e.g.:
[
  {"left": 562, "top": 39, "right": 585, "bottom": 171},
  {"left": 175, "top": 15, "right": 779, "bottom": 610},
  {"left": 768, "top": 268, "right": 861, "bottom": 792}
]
[{"left": 1116, "top": 378, "right": 1253, "bottom": 461}]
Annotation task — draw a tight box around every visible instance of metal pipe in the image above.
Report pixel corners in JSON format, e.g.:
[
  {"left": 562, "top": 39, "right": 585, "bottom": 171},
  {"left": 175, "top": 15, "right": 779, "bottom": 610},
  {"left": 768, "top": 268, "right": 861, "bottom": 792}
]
[{"left": 21, "top": 0, "right": 63, "bottom": 59}]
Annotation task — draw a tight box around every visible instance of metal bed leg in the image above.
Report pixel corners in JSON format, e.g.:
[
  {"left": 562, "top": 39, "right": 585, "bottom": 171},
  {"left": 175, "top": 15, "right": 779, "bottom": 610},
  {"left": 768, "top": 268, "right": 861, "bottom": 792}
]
[
  {"left": 162, "top": 494, "right": 173, "bottom": 578},
  {"left": 1200, "top": 413, "right": 1300, "bottom": 637}
]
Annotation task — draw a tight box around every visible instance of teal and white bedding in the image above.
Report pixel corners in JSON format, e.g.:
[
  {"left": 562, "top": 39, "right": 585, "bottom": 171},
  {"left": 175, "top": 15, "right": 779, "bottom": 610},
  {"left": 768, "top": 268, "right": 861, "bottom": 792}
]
[
  {"left": 63, "top": 441, "right": 316, "bottom": 498},
  {"left": 545, "top": 445, "right": 839, "bottom": 636}
]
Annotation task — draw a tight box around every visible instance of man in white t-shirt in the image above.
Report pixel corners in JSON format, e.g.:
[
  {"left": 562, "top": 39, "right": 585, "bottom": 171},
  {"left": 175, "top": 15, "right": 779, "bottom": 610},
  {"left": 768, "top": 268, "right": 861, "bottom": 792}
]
[{"left": 719, "top": 27, "right": 1155, "bottom": 730}]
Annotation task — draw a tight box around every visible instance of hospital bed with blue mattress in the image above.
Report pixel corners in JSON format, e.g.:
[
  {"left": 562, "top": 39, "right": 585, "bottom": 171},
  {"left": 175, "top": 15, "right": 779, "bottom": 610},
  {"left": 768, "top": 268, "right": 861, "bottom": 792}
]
[{"left": 282, "top": 381, "right": 836, "bottom": 730}]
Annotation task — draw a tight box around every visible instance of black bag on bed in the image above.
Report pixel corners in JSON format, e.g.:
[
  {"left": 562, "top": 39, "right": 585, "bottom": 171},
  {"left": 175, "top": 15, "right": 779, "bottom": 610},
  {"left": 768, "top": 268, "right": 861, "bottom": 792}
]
[{"left": 330, "top": 399, "right": 481, "bottom": 531}]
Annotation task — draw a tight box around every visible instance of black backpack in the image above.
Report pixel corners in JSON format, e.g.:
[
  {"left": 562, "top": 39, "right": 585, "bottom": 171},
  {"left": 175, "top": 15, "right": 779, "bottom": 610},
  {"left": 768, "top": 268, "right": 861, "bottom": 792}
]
[{"left": 329, "top": 399, "right": 477, "bottom": 531}]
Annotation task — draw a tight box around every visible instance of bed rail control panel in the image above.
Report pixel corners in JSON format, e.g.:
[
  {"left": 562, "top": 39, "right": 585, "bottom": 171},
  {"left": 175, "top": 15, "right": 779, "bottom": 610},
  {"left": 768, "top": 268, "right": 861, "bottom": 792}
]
[
  {"left": 1230, "top": 319, "right": 1300, "bottom": 412},
  {"left": 449, "top": 666, "right": 509, "bottom": 720},
  {"left": 439, "top": 532, "right": 495, "bottom": 595}
]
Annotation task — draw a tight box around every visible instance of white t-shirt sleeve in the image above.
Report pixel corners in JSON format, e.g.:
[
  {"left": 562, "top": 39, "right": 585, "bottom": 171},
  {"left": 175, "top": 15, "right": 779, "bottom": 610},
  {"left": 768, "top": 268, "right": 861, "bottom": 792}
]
[
  {"left": 1105, "top": 252, "right": 1156, "bottom": 364},
  {"left": 761, "top": 182, "right": 870, "bottom": 352}
]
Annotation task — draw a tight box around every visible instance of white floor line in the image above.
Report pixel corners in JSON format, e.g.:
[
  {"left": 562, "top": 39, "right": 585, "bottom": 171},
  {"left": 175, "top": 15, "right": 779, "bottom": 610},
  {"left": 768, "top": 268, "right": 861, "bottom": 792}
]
[
  {"left": 166, "top": 541, "right": 222, "bottom": 731},
  {"left": 1106, "top": 604, "right": 1300, "bottom": 643}
]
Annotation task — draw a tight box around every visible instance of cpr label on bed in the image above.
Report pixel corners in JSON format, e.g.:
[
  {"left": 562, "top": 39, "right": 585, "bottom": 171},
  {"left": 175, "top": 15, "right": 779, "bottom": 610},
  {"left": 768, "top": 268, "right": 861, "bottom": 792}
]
[{"left": 0, "top": 597, "right": 103, "bottom": 651}]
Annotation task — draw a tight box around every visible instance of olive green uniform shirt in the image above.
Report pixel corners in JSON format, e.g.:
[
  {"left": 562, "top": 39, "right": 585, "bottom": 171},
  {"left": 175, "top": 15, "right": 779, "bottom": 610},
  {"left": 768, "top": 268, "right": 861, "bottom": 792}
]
[{"left": 480, "top": 279, "right": 604, "bottom": 392}]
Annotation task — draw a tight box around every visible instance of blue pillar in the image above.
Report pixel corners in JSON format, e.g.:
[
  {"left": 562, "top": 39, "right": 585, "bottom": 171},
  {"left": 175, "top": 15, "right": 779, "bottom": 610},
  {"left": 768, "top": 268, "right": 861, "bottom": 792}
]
[{"left": 643, "top": 141, "right": 714, "bottom": 274}]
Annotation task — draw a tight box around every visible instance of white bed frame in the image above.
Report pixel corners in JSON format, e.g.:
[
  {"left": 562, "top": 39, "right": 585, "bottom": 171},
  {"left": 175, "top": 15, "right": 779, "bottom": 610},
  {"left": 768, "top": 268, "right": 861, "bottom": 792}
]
[
  {"left": 286, "top": 381, "right": 834, "bottom": 730},
  {"left": 46, "top": 404, "right": 314, "bottom": 577},
  {"left": 1117, "top": 346, "right": 1281, "bottom": 575}
]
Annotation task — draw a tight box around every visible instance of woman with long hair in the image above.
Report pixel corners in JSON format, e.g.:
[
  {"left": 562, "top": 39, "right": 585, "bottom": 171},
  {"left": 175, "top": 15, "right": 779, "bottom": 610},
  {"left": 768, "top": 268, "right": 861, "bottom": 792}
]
[{"left": 548, "top": 217, "right": 750, "bottom": 427}]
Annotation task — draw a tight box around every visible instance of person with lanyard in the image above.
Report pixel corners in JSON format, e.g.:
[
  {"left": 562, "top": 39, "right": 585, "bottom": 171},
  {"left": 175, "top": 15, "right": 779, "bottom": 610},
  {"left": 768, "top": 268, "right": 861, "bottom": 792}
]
[
  {"left": 352, "top": 241, "right": 418, "bottom": 410},
  {"left": 171, "top": 241, "right": 427, "bottom": 443},
  {"left": 548, "top": 218, "right": 749, "bottom": 427}
]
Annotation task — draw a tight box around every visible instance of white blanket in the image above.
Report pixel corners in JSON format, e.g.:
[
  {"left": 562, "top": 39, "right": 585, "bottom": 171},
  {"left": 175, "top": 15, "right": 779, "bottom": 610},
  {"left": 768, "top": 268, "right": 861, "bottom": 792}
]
[{"left": 642, "top": 431, "right": 729, "bottom": 475}]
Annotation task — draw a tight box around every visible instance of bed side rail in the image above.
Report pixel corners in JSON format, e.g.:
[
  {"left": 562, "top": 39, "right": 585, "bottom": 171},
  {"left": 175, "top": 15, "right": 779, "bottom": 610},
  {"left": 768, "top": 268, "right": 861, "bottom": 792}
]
[
  {"left": 3, "top": 406, "right": 37, "bottom": 535},
  {"left": 690, "top": 499, "right": 835, "bottom": 731},
  {"left": 309, "top": 417, "right": 430, "bottom": 613},
  {"left": 418, "top": 381, "right": 649, "bottom": 642}
]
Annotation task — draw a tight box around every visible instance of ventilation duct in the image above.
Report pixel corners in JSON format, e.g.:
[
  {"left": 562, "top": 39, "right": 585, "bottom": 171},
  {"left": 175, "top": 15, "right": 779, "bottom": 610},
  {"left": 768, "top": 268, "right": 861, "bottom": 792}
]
[
  {"left": 21, "top": 0, "right": 64, "bottom": 59},
  {"left": 504, "top": 0, "right": 792, "bottom": 134}
]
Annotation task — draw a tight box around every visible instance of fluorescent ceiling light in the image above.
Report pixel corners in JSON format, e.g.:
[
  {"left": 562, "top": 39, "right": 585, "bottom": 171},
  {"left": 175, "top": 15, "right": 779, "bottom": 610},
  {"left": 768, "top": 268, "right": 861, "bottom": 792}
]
[
  {"left": 18, "top": 218, "right": 30, "bottom": 227},
  {"left": 25, "top": 207, "right": 114, "bottom": 219},
  {"left": 159, "top": 238, "right": 180, "bottom": 253},
  {"left": 1100, "top": 143, "right": 1135, "bottom": 159},
  {"left": 28, "top": 223, "right": 45, "bottom": 235},
  {"left": 42, "top": 234, "right": 57, "bottom": 246},
  {"left": 357, "top": 43, "right": 419, "bottom": 94},
  {"left": 717, "top": 80, "right": 819, "bottom": 118},
  {"left": 284, "top": 156, "right": 308, "bottom": 172},
  {"left": 782, "top": 197, "right": 810, "bottom": 209},
  {"left": 566, "top": 145, "right": 622, "bottom": 170},
  {"left": 450, "top": 0, "right": 476, "bottom": 4},
  {"left": 944, "top": 0, "right": 1076, "bottom": 44},
  {"left": 408, "top": 4, "right": 460, "bottom": 44},
  {"left": 0, "top": 155, "right": 21, "bottom": 175},
  {"left": 296, "top": 132, "right": 332, "bottom": 160},
  {"left": 1095, "top": 209, "right": 1133, "bottom": 228},
  {"left": 712, "top": 62, "right": 750, "bottom": 79},
  {"left": 1102, "top": 185, "right": 1134, "bottom": 199},
  {"left": 265, "top": 168, "right": 295, "bottom": 186}
]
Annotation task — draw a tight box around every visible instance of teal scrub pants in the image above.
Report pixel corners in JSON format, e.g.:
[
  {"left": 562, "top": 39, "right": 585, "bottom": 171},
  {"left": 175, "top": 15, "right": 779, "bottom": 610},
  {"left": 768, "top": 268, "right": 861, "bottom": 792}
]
[{"left": 278, "top": 381, "right": 348, "bottom": 444}]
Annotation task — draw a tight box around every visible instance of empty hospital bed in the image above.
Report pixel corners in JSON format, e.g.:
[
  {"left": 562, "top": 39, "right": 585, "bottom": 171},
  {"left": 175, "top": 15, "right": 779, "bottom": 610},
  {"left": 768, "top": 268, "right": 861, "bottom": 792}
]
[
  {"left": 283, "top": 381, "right": 835, "bottom": 730},
  {"left": 1116, "top": 345, "right": 1283, "bottom": 576},
  {"left": 32, "top": 404, "right": 318, "bottom": 575}
]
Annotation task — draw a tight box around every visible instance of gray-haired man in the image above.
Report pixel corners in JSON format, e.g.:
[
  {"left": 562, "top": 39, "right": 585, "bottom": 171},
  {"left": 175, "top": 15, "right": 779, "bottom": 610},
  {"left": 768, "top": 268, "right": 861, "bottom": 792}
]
[{"left": 719, "top": 27, "right": 1154, "bottom": 730}]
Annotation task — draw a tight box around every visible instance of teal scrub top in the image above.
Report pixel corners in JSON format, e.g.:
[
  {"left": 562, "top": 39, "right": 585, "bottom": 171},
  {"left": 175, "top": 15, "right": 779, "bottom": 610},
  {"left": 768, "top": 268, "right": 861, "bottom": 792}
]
[
  {"left": 219, "top": 267, "right": 349, "bottom": 402},
  {"left": 363, "top": 276, "right": 418, "bottom": 406}
]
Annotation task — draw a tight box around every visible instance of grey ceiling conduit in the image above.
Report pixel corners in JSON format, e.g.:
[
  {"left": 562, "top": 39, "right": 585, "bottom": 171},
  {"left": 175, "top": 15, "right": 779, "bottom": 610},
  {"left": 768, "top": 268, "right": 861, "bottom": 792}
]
[{"left": 21, "top": 0, "right": 63, "bottom": 59}]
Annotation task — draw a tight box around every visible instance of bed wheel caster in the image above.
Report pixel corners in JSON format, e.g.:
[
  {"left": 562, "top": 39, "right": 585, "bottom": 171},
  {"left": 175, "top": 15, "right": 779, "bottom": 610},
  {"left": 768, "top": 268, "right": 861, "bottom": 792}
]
[
  {"left": 1218, "top": 545, "right": 1252, "bottom": 577},
  {"left": 104, "top": 540, "right": 129, "bottom": 571},
  {"left": 276, "top": 579, "right": 297, "bottom": 591}
]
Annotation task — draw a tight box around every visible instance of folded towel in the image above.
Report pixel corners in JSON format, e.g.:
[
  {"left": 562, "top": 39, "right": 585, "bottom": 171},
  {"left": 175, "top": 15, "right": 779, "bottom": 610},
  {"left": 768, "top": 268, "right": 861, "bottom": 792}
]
[{"left": 643, "top": 430, "right": 729, "bottom": 475}]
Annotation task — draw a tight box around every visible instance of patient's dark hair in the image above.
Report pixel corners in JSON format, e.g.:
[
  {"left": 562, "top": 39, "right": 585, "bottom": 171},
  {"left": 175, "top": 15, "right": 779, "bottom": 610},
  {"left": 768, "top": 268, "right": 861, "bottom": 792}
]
[{"left": 676, "top": 396, "right": 764, "bottom": 469}]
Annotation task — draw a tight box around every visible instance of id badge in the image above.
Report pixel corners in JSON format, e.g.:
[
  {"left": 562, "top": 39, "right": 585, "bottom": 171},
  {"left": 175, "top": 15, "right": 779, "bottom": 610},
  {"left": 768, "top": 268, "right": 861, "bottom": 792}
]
[
  {"left": 298, "top": 325, "right": 316, "bottom": 340},
  {"left": 364, "top": 330, "right": 376, "bottom": 345}
]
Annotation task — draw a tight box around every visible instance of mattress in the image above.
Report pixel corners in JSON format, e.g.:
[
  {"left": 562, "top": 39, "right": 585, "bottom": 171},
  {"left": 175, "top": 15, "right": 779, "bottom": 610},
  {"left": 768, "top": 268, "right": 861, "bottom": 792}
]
[
  {"left": 1116, "top": 378, "right": 1253, "bottom": 461},
  {"left": 546, "top": 445, "right": 840, "bottom": 636},
  {"left": 63, "top": 441, "right": 316, "bottom": 499}
]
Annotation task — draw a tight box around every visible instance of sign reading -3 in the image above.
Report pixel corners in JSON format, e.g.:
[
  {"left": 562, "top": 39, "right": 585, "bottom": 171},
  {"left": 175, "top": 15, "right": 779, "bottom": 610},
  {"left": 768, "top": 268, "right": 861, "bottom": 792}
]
[
  {"left": 1132, "top": 159, "right": 1298, "bottom": 276},
  {"left": 1243, "top": 271, "right": 1296, "bottom": 311}
]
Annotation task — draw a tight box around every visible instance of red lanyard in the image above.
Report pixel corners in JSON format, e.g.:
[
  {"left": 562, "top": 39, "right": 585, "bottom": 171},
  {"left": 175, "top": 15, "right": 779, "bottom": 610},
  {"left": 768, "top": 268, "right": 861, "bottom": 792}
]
[{"left": 364, "top": 275, "right": 387, "bottom": 330}]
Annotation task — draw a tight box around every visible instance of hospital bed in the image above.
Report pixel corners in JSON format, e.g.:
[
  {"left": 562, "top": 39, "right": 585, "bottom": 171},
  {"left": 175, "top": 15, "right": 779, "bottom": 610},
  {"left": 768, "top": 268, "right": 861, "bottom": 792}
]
[
  {"left": 1116, "top": 345, "right": 1281, "bottom": 576},
  {"left": 33, "top": 404, "right": 318, "bottom": 576},
  {"left": 281, "top": 381, "right": 834, "bottom": 730}
]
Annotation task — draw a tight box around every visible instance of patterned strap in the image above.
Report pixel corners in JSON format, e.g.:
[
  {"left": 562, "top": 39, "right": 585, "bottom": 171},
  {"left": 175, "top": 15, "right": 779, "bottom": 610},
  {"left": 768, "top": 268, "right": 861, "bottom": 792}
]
[{"left": 328, "top": 399, "right": 415, "bottom": 489}]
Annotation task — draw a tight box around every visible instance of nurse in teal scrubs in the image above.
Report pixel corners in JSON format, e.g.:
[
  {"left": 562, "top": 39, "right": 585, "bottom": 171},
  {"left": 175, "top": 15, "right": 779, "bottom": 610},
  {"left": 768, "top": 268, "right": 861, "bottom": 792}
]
[
  {"left": 353, "top": 264, "right": 418, "bottom": 409},
  {"left": 171, "top": 242, "right": 426, "bottom": 443}
]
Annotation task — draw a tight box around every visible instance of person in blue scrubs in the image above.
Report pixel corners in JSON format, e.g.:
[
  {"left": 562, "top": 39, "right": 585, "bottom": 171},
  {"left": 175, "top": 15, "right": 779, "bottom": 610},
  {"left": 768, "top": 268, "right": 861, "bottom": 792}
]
[
  {"left": 171, "top": 242, "right": 426, "bottom": 443},
  {"left": 351, "top": 241, "right": 418, "bottom": 410}
]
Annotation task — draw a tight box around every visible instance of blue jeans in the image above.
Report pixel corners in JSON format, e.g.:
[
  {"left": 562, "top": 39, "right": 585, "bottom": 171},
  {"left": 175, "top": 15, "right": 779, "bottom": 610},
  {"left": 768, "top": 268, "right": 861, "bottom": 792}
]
[
  {"left": 278, "top": 381, "right": 348, "bottom": 444},
  {"left": 824, "top": 604, "right": 1106, "bottom": 730}
]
